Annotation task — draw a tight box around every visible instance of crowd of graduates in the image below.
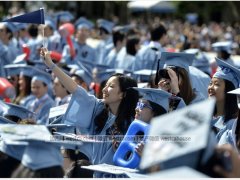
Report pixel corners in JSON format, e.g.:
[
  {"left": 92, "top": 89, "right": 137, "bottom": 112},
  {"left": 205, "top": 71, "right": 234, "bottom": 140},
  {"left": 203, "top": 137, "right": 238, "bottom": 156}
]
[{"left": 0, "top": 7, "right": 240, "bottom": 178}]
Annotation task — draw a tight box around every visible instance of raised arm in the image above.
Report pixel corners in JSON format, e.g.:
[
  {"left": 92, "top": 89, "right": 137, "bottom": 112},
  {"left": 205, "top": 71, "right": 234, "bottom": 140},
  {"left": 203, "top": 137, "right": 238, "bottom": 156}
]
[{"left": 40, "top": 47, "right": 78, "bottom": 93}]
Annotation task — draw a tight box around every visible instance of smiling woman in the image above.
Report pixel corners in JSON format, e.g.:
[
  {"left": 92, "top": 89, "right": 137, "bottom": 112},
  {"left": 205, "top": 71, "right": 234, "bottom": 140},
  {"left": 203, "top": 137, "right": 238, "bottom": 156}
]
[
  {"left": 208, "top": 78, "right": 225, "bottom": 104},
  {"left": 210, "top": 58, "right": 240, "bottom": 149},
  {"left": 40, "top": 47, "right": 139, "bottom": 177}
]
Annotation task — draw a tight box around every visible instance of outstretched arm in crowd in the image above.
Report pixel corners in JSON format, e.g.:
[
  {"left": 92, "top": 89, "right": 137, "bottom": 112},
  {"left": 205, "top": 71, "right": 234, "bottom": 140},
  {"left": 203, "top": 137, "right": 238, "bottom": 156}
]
[{"left": 40, "top": 47, "right": 78, "bottom": 94}]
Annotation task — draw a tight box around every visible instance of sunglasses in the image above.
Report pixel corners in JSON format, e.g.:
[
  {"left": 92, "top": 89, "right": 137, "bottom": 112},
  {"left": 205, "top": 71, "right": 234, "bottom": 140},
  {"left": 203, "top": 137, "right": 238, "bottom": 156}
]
[{"left": 136, "top": 102, "right": 153, "bottom": 110}]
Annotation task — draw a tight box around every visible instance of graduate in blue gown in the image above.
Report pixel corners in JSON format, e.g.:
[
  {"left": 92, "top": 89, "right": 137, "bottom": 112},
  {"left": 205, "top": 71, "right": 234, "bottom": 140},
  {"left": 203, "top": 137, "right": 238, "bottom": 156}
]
[
  {"left": 42, "top": 18, "right": 61, "bottom": 54},
  {"left": 95, "top": 19, "right": 114, "bottom": 65},
  {"left": 62, "top": 17, "right": 97, "bottom": 65},
  {"left": 25, "top": 24, "right": 42, "bottom": 62},
  {"left": 25, "top": 68, "right": 55, "bottom": 125},
  {"left": 54, "top": 11, "right": 74, "bottom": 29},
  {"left": 40, "top": 47, "right": 139, "bottom": 177},
  {"left": 209, "top": 58, "right": 240, "bottom": 148},
  {"left": 14, "top": 23, "right": 29, "bottom": 55},
  {"left": 116, "top": 35, "right": 140, "bottom": 71},
  {"left": 103, "top": 26, "right": 127, "bottom": 68},
  {"left": 132, "top": 23, "right": 167, "bottom": 71},
  {"left": 4, "top": 64, "right": 34, "bottom": 107},
  {"left": 212, "top": 41, "right": 239, "bottom": 67},
  {"left": 0, "top": 22, "right": 18, "bottom": 77},
  {"left": 156, "top": 52, "right": 205, "bottom": 105},
  {"left": 132, "top": 87, "right": 185, "bottom": 157},
  {"left": 53, "top": 76, "right": 71, "bottom": 106}
]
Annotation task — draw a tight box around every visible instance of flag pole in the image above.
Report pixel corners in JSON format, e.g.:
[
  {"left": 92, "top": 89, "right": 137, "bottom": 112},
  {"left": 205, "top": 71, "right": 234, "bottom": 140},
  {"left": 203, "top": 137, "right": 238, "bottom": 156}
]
[
  {"left": 42, "top": 24, "right": 45, "bottom": 48},
  {"left": 40, "top": 7, "right": 45, "bottom": 48}
]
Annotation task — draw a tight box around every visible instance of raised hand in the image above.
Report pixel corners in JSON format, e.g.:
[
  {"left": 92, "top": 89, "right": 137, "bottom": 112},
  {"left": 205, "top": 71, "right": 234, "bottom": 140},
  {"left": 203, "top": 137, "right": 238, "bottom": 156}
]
[
  {"left": 40, "top": 47, "right": 53, "bottom": 67},
  {"left": 158, "top": 78, "right": 171, "bottom": 92},
  {"left": 166, "top": 67, "right": 180, "bottom": 95}
]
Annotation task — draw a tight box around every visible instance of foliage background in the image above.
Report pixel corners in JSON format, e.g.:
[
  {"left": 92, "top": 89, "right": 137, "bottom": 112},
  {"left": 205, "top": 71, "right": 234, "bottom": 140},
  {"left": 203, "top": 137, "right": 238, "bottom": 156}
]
[{"left": 0, "top": 1, "right": 239, "bottom": 25}]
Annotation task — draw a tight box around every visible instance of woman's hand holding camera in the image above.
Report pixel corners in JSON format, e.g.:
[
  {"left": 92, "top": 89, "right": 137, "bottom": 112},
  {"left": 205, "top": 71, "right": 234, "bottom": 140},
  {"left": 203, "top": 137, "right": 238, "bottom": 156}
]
[{"left": 166, "top": 68, "right": 180, "bottom": 95}]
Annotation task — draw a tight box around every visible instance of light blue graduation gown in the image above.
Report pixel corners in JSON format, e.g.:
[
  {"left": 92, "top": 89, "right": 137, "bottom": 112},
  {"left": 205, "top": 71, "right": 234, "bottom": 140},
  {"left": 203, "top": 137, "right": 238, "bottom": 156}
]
[
  {"left": 19, "top": 94, "right": 36, "bottom": 108},
  {"left": 44, "top": 31, "right": 67, "bottom": 55},
  {"left": 26, "top": 94, "right": 55, "bottom": 125},
  {"left": 55, "top": 95, "right": 71, "bottom": 106},
  {"left": 104, "top": 48, "right": 117, "bottom": 68},
  {"left": 115, "top": 47, "right": 136, "bottom": 71},
  {"left": 0, "top": 41, "right": 8, "bottom": 77},
  {"left": 189, "top": 89, "right": 206, "bottom": 105},
  {"left": 132, "top": 41, "right": 165, "bottom": 71},
  {"left": 26, "top": 38, "right": 42, "bottom": 61},
  {"left": 95, "top": 36, "right": 113, "bottom": 64},
  {"left": 47, "top": 32, "right": 64, "bottom": 53},
  {"left": 0, "top": 40, "right": 18, "bottom": 77},
  {"left": 63, "top": 86, "right": 123, "bottom": 177},
  {"left": 62, "top": 40, "right": 97, "bottom": 65},
  {"left": 212, "top": 116, "right": 237, "bottom": 149},
  {"left": 6, "top": 40, "right": 18, "bottom": 63}
]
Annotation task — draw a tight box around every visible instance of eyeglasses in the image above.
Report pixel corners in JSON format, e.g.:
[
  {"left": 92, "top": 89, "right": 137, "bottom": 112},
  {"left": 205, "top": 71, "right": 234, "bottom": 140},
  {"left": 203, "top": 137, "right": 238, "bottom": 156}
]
[{"left": 136, "top": 102, "right": 153, "bottom": 111}]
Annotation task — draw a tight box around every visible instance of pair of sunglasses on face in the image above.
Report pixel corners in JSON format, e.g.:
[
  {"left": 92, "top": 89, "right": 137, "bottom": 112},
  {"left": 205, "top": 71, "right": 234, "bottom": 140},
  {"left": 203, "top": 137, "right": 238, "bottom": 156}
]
[{"left": 136, "top": 102, "right": 153, "bottom": 111}]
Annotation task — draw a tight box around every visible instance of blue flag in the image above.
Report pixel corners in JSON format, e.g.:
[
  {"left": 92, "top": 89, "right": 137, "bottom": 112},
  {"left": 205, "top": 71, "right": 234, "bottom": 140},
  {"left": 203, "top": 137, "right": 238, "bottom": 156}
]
[{"left": 3, "top": 8, "right": 45, "bottom": 24}]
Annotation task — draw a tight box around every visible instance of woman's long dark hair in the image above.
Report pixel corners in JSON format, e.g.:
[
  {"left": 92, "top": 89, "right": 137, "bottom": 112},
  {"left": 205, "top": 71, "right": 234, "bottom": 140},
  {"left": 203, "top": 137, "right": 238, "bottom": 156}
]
[
  {"left": 94, "top": 73, "right": 139, "bottom": 134},
  {"left": 23, "top": 75, "right": 32, "bottom": 96},
  {"left": 236, "top": 111, "right": 240, "bottom": 151},
  {"left": 13, "top": 75, "right": 32, "bottom": 105},
  {"left": 178, "top": 68, "right": 196, "bottom": 105},
  {"left": 223, "top": 80, "right": 238, "bottom": 122}
]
